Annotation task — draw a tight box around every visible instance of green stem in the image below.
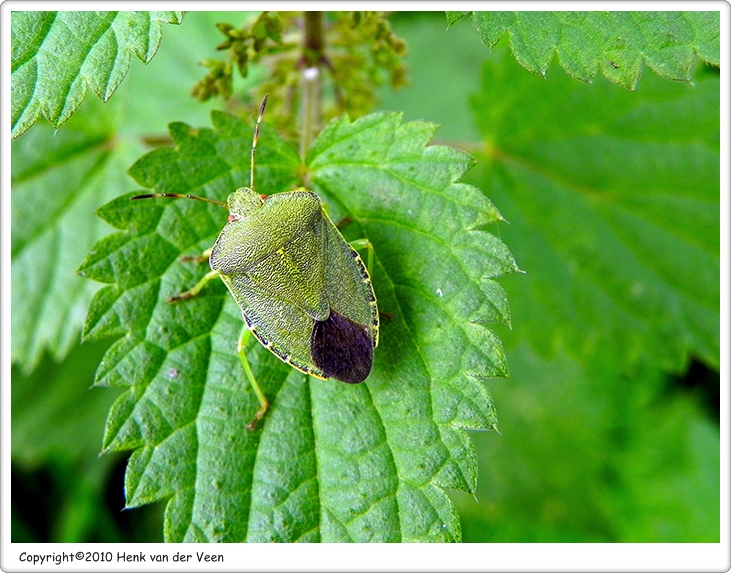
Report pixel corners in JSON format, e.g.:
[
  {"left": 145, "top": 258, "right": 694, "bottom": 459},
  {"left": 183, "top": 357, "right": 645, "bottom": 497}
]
[
  {"left": 303, "top": 11, "right": 324, "bottom": 62},
  {"left": 300, "top": 11, "right": 324, "bottom": 160}
]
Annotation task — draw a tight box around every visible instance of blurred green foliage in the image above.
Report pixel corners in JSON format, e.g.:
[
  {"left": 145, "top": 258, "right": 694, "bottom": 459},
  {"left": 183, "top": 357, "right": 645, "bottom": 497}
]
[
  {"left": 383, "top": 11, "right": 719, "bottom": 543},
  {"left": 11, "top": 11, "right": 720, "bottom": 543}
]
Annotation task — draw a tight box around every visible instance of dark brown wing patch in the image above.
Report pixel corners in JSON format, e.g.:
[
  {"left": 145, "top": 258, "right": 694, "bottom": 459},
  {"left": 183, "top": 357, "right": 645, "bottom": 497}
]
[{"left": 311, "top": 311, "right": 373, "bottom": 384}]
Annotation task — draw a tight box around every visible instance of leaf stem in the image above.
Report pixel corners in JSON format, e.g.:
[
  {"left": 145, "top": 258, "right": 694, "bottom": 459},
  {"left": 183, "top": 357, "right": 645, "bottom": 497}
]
[{"left": 300, "top": 11, "right": 324, "bottom": 160}]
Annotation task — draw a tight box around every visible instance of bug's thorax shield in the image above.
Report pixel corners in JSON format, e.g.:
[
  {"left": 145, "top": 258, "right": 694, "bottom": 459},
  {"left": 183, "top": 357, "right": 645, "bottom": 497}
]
[{"left": 211, "top": 190, "right": 325, "bottom": 272}]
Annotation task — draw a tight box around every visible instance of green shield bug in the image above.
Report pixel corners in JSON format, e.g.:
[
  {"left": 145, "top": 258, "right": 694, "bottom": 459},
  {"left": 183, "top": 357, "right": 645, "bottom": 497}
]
[{"left": 131, "top": 96, "right": 379, "bottom": 429}]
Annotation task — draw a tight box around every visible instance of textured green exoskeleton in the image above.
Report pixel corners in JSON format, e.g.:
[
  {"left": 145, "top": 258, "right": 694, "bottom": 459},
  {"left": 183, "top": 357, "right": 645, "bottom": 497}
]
[
  {"left": 212, "top": 187, "right": 379, "bottom": 382},
  {"left": 131, "top": 96, "right": 379, "bottom": 429}
]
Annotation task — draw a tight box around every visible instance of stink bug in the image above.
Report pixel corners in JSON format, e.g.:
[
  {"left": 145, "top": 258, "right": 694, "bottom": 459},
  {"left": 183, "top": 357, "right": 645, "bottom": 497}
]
[{"left": 132, "top": 96, "right": 379, "bottom": 429}]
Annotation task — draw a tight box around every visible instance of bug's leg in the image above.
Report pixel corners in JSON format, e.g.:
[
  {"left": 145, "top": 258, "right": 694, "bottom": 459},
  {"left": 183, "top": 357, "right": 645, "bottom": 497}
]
[
  {"left": 334, "top": 215, "right": 351, "bottom": 228},
  {"left": 180, "top": 248, "right": 212, "bottom": 264},
  {"left": 168, "top": 269, "right": 219, "bottom": 303},
  {"left": 349, "top": 238, "right": 374, "bottom": 274},
  {"left": 238, "top": 328, "right": 269, "bottom": 430}
]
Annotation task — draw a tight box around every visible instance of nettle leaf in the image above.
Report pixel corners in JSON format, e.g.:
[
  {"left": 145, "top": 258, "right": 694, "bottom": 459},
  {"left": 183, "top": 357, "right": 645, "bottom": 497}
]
[
  {"left": 471, "top": 50, "right": 719, "bottom": 372},
  {"left": 11, "top": 10, "right": 183, "bottom": 139},
  {"left": 11, "top": 96, "right": 143, "bottom": 374},
  {"left": 78, "top": 110, "right": 518, "bottom": 542},
  {"left": 446, "top": 11, "right": 720, "bottom": 90}
]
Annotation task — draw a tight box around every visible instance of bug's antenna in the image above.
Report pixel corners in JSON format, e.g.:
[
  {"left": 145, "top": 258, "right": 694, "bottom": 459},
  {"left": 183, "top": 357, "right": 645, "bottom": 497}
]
[
  {"left": 130, "top": 193, "right": 227, "bottom": 207},
  {"left": 251, "top": 94, "right": 269, "bottom": 192}
]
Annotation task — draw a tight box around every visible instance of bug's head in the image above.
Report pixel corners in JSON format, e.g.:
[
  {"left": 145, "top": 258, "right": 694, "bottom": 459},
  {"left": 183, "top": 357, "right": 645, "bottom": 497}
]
[{"left": 226, "top": 187, "right": 264, "bottom": 220}]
